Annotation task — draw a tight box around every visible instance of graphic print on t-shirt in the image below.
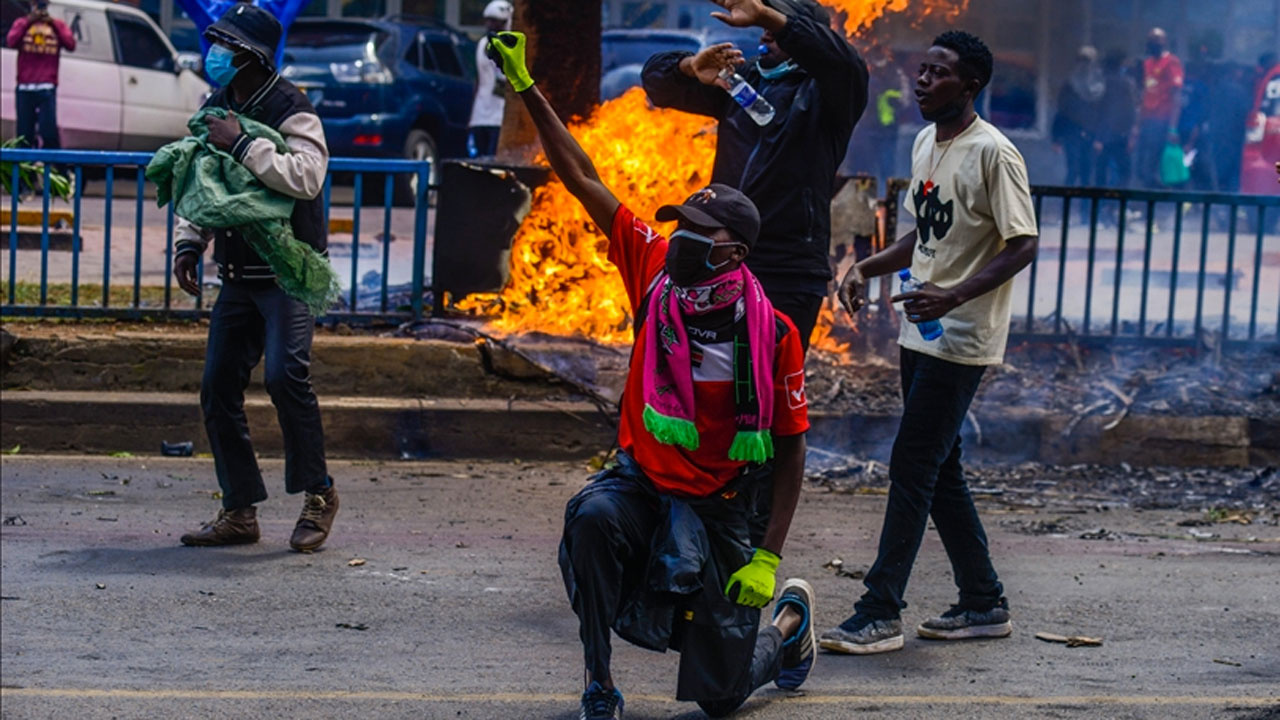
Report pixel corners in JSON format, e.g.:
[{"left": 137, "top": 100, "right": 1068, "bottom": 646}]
[{"left": 913, "top": 180, "right": 954, "bottom": 247}]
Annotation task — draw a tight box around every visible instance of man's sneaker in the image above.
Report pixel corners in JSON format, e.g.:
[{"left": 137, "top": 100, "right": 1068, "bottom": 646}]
[
  {"left": 773, "top": 578, "right": 816, "bottom": 691},
  {"left": 917, "top": 598, "right": 1012, "bottom": 640},
  {"left": 180, "top": 507, "right": 259, "bottom": 546},
  {"left": 819, "top": 614, "right": 904, "bottom": 655},
  {"left": 289, "top": 484, "right": 338, "bottom": 553},
  {"left": 579, "top": 681, "right": 623, "bottom": 720}
]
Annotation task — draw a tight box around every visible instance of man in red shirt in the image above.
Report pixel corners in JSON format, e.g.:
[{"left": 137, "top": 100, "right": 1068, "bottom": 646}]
[
  {"left": 5, "top": 0, "right": 75, "bottom": 150},
  {"left": 1135, "top": 27, "right": 1184, "bottom": 187},
  {"left": 488, "top": 29, "right": 816, "bottom": 720}
]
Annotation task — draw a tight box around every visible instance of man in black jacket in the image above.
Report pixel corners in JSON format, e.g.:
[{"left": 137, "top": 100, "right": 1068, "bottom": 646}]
[
  {"left": 173, "top": 4, "right": 338, "bottom": 553},
  {"left": 642, "top": 0, "right": 868, "bottom": 351}
]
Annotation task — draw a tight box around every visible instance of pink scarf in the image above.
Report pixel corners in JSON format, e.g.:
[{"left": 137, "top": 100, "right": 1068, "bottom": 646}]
[{"left": 641, "top": 265, "right": 777, "bottom": 462}]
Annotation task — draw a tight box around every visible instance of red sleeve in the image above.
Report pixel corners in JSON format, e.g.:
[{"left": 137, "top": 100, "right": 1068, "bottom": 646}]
[
  {"left": 770, "top": 312, "right": 810, "bottom": 437},
  {"left": 606, "top": 204, "right": 668, "bottom": 314},
  {"left": 1169, "top": 56, "right": 1184, "bottom": 87},
  {"left": 7, "top": 17, "right": 30, "bottom": 48},
  {"left": 53, "top": 19, "right": 75, "bottom": 51}
]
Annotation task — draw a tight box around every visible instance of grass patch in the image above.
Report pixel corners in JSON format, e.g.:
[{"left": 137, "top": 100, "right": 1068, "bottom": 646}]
[{"left": 0, "top": 281, "right": 218, "bottom": 309}]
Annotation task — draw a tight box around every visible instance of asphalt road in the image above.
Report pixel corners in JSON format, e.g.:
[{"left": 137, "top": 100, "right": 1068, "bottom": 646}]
[{"left": 1, "top": 456, "right": 1277, "bottom": 720}]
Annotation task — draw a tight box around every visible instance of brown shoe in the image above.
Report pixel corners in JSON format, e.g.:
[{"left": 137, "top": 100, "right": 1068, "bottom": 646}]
[
  {"left": 290, "top": 485, "right": 338, "bottom": 552},
  {"left": 180, "top": 507, "right": 260, "bottom": 546}
]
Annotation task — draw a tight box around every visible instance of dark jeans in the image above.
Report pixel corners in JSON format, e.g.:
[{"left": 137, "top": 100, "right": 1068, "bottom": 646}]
[
  {"left": 854, "top": 348, "right": 1002, "bottom": 619},
  {"left": 15, "top": 88, "right": 60, "bottom": 150},
  {"left": 469, "top": 126, "right": 500, "bottom": 156},
  {"left": 1136, "top": 117, "right": 1172, "bottom": 188},
  {"left": 1062, "top": 133, "right": 1094, "bottom": 188},
  {"left": 758, "top": 288, "right": 823, "bottom": 353},
  {"left": 561, "top": 475, "right": 781, "bottom": 710},
  {"left": 201, "top": 280, "right": 329, "bottom": 510},
  {"left": 1094, "top": 138, "right": 1131, "bottom": 188}
]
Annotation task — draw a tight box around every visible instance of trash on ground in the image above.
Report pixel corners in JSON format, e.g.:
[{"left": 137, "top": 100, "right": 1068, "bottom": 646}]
[
  {"left": 1212, "top": 658, "right": 1242, "bottom": 667},
  {"left": 822, "top": 557, "right": 866, "bottom": 580},
  {"left": 161, "top": 441, "right": 195, "bottom": 457},
  {"left": 347, "top": 558, "right": 366, "bottom": 567},
  {"left": 335, "top": 622, "right": 368, "bottom": 631},
  {"left": 1035, "top": 631, "right": 1103, "bottom": 647},
  {"left": 2, "top": 515, "right": 27, "bottom": 526}
]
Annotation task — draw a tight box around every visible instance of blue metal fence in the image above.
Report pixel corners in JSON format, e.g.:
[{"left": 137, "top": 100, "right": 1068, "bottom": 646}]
[
  {"left": 1, "top": 148, "right": 432, "bottom": 323},
  {"left": 1011, "top": 185, "right": 1280, "bottom": 347},
  {"left": 3, "top": 149, "right": 1279, "bottom": 348}
]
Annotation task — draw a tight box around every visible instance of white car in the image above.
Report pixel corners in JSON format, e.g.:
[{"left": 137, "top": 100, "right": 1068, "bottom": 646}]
[{"left": 1, "top": 0, "right": 209, "bottom": 151}]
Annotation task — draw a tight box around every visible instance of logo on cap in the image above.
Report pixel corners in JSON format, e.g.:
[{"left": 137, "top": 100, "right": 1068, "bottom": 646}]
[{"left": 687, "top": 187, "right": 717, "bottom": 205}]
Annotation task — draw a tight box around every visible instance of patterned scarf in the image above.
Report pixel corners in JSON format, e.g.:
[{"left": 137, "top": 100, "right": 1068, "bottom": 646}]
[{"left": 641, "top": 265, "right": 777, "bottom": 462}]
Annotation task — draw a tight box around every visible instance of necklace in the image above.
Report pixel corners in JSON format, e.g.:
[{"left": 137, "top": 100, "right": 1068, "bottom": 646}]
[{"left": 923, "top": 114, "right": 978, "bottom": 194}]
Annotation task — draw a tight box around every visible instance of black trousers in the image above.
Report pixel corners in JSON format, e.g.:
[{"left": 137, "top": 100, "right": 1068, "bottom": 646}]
[
  {"left": 201, "top": 280, "right": 329, "bottom": 510},
  {"left": 15, "top": 89, "right": 60, "bottom": 150},
  {"left": 755, "top": 285, "right": 823, "bottom": 353},
  {"left": 855, "top": 348, "right": 1003, "bottom": 618},
  {"left": 560, "top": 470, "right": 782, "bottom": 710}
]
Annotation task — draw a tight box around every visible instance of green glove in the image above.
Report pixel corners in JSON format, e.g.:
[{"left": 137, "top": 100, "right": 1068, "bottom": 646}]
[
  {"left": 725, "top": 548, "right": 780, "bottom": 608},
  {"left": 487, "top": 31, "right": 534, "bottom": 93}
]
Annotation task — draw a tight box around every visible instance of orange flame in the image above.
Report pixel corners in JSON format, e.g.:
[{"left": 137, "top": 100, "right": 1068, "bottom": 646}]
[
  {"left": 461, "top": 0, "right": 969, "bottom": 349},
  {"left": 459, "top": 88, "right": 716, "bottom": 344}
]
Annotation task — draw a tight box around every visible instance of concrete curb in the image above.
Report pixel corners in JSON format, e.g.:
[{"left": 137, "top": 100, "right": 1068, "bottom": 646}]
[{"left": 2, "top": 390, "right": 1274, "bottom": 466}]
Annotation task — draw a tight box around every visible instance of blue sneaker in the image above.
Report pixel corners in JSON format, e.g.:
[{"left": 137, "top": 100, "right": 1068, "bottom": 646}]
[
  {"left": 773, "top": 578, "right": 816, "bottom": 691},
  {"left": 580, "top": 681, "right": 623, "bottom": 720},
  {"left": 819, "top": 614, "right": 904, "bottom": 655}
]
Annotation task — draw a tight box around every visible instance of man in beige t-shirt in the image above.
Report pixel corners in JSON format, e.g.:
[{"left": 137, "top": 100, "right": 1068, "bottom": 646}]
[{"left": 820, "top": 31, "right": 1039, "bottom": 656}]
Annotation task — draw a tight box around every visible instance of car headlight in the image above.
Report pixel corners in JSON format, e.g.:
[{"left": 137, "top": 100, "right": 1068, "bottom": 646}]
[{"left": 330, "top": 59, "right": 392, "bottom": 84}]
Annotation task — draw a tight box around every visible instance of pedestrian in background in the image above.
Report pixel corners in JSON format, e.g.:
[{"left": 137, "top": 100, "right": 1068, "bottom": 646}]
[
  {"left": 1135, "top": 28, "right": 1184, "bottom": 188},
  {"left": 173, "top": 4, "right": 338, "bottom": 553},
  {"left": 6, "top": 0, "right": 75, "bottom": 150},
  {"left": 823, "top": 30, "right": 1038, "bottom": 656},
  {"left": 467, "top": 0, "right": 513, "bottom": 157},
  {"left": 1052, "top": 46, "right": 1103, "bottom": 193},
  {"left": 846, "top": 44, "right": 910, "bottom": 191},
  {"left": 1093, "top": 49, "right": 1137, "bottom": 188}
]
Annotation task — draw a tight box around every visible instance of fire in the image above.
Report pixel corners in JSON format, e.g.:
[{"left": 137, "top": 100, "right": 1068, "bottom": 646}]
[
  {"left": 823, "top": 0, "right": 969, "bottom": 36},
  {"left": 459, "top": 87, "right": 717, "bottom": 344},
  {"left": 462, "top": 0, "right": 970, "bottom": 349}
]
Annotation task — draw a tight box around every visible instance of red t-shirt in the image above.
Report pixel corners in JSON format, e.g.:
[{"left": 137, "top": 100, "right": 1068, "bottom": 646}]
[
  {"left": 5, "top": 17, "right": 76, "bottom": 87},
  {"left": 608, "top": 204, "right": 809, "bottom": 498},
  {"left": 1141, "top": 53, "right": 1184, "bottom": 120}
]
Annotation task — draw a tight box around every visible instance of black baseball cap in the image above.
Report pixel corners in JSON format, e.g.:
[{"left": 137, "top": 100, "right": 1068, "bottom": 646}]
[{"left": 656, "top": 183, "right": 762, "bottom": 249}]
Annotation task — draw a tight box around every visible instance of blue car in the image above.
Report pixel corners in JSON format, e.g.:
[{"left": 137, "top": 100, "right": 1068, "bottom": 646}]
[
  {"left": 282, "top": 17, "right": 474, "bottom": 203},
  {"left": 601, "top": 27, "right": 762, "bottom": 100}
]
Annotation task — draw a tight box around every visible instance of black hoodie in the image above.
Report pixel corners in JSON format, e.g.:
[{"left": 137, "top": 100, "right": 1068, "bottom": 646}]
[{"left": 642, "top": 9, "right": 868, "bottom": 294}]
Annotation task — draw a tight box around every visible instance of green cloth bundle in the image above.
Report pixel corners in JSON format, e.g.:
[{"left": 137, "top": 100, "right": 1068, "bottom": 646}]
[{"left": 145, "top": 108, "right": 341, "bottom": 316}]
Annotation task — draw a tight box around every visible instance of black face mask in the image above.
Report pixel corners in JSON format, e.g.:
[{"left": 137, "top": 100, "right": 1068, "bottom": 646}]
[
  {"left": 665, "top": 229, "right": 735, "bottom": 287},
  {"left": 1146, "top": 41, "right": 1163, "bottom": 57}
]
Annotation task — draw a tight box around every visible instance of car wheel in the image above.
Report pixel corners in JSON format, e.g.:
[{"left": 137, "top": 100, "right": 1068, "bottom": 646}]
[{"left": 395, "top": 128, "right": 439, "bottom": 207}]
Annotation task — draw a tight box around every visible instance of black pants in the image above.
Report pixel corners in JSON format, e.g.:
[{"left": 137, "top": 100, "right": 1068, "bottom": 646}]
[
  {"left": 560, "top": 472, "right": 782, "bottom": 710},
  {"left": 855, "top": 348, "right": 1002, "bottom": 619},
  {"left": 1094, "top": 138, "right": 1131, "bottom": 188},
  {"left": 201, "top": 280, "right": 329, "bottom": 510},
  {"left": 756, "top": 286, "right": 823, "bottom": 353},
  {"left": 15, "top": 88, "right": 60, "bottom": 150}
]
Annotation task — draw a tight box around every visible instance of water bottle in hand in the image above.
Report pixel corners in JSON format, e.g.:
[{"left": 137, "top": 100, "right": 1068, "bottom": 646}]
[
  {"left": 719, "top": 67, "right": 774, "bottom": 126},
  {"left": 897, "top": 269, "right": 944, "bottom": 341}
]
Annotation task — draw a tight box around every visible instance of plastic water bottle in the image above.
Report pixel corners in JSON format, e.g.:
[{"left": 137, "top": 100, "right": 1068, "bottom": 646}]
[
  {"left": 897, "top": 269, "right": 944, "bottom": 341},
  {"left": 719, "top": 67, "right": 774, "bottom": 126}
]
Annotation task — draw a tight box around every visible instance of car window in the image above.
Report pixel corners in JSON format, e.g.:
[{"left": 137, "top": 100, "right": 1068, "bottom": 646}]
[
  {"left": 109, "top": 12, "right": 174, "bottom": 73},
  {"left": 427, "top": 38, "right": 463, "bottom": 77}
]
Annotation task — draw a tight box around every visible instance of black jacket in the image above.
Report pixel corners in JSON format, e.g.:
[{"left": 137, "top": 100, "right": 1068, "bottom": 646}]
[
  {"left": 176, "top": 74, "right": 328, "bottom": 283},
  {"left": 643, "top": 14, "right": 868, "bottom": 293}
]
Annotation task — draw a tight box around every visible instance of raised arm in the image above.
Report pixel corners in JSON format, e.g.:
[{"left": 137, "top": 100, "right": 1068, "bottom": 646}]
[
  {"left": 6, "top": 16, "right": 30, "bottom": 48},
  {"left": 641, "top": 46, "right": 736, "bottom": 120},
  {"left": 489, "top": 32, "right": 620, "bottom": 236}
]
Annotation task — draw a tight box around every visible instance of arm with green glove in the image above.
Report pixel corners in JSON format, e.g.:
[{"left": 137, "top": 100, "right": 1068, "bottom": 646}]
[
  {"left": 724, "top": 432, "right": 807, "bottom": 608},
  {"left": 486, "top": 31, "right": 620, "bottom": 236}
]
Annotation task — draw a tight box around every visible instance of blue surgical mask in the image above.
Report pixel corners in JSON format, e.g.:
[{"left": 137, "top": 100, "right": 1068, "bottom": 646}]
[
  {"left": 758, "top": 58, "right": 798, "bottom": 80},
  {"left": 205, "top": 45, "right": 242, "bottom": 86}
]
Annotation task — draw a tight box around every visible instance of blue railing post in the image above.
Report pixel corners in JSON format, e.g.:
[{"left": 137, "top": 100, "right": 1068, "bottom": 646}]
[
  {"left": 380, "top": 173, "right": 393, "bottom": 313},
  {"left": 350, "top": 173, "right": 363, "bottom": 311},
  {"left": 1110, "top": 198, "right": 1126, "bottom": 337},
  {"left": 39, "top": 164, "right": 50, "bottom": 305},
  {"left": 8, "top": 163, "right": 18, "bottom": 304},
  {"left": 411, "top": 162, "right": 430, "bottom": 321},
  {"left": 103, "top": 165, "right": 114, "bottom": 308},
  {"left": 133, "top": 171, "right": 145, "bottom": 308},
  {"left": 71, "top": 166, "right": 83, "bottom": 307}
]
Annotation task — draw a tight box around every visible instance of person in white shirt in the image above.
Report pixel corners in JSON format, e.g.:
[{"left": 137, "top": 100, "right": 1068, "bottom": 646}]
[
  {"left": 468, "top": 0, "right": 512, "bottom": 157},
  {"left": 820, "top": 30, "right": 1039, "bottom": 656}
]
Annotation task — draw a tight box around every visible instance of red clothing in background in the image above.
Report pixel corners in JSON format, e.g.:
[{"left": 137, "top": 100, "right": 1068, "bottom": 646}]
[
  {"left": 1141, "top": 52, "right": 1183, "bottom": 120},
  {"left": 6, "top": 16, "right": 76, "bottom": 86}
]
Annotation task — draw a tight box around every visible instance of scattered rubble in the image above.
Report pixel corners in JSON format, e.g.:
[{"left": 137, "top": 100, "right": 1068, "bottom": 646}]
[{"left": 1035, "top": 632, "right": 1103, "bottom": 647}]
